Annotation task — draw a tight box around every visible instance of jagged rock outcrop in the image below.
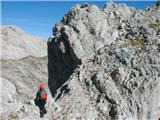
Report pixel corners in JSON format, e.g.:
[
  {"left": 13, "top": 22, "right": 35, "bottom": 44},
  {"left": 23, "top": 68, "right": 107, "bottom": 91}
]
[{"left": 48, "top": 1, "right": 160, "bottom": 120}]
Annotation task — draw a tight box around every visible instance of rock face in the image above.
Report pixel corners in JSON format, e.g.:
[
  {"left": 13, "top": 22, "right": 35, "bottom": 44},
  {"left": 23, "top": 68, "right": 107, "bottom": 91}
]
[
  {"left": 0, "top": 26, "right": 47, "bottom": 60},
  {"left": 0, "top": 26, "right": 54, "bottom": 120},
  {"left": 48, "top": 1, "right": 160, "bottom": 120}
]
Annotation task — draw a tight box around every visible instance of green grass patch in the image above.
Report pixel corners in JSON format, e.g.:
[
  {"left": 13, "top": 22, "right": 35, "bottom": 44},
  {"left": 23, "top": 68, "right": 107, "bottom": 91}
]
[
  {"left": 157, "top": 44, "right": 160, "bottom": 52},
  {"left": 148, "top": 23, "right": 160, "bottom": 29},
  {"left": 129, "top": 39, "right": 145, "bottom": 46},
  {"left": 104, "top": 44, "right": 112, "bottom": 48},
  {"left": 8, "top": 113, "right": 18, "bottom": 120}
]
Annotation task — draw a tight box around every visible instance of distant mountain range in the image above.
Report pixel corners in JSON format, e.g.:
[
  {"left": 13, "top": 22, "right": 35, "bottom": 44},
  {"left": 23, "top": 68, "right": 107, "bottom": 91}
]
[
  {"left": 0, "top": 26, "right": 47, "bottom": 60},
  {"left": 0, "top": 26, "right": 54, "bottom": 120}
]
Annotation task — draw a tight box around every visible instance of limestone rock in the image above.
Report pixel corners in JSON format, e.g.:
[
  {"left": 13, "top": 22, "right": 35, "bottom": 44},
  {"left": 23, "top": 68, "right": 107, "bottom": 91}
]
[
  {"left": 48, "top": 1, "right": 160, "bottom": 120},
  {"left": 0, "top": 26, "right": 47, "bottom": 60}
]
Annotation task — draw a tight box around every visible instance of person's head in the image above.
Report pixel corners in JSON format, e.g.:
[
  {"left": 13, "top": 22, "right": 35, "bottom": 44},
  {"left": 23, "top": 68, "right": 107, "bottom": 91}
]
[{"left": 39, "top": 83, "right": 44, "bottom": 90}]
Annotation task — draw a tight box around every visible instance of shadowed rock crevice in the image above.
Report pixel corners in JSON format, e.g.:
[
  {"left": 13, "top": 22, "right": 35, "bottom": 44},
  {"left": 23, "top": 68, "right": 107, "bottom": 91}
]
[{"left": 48, "top": 34, "right": 81, "bottom": 97}]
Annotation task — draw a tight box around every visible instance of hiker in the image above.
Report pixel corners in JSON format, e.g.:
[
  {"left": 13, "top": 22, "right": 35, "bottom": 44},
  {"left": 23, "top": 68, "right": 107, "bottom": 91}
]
[{"left": 35, "top": 83, "right": 47, "bottom": 118}]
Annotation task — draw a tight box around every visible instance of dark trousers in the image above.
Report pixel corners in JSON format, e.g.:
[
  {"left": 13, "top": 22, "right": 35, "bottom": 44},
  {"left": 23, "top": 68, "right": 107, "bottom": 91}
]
[{"left": 38, "top": 100, "right": 47, "bottom": 117}]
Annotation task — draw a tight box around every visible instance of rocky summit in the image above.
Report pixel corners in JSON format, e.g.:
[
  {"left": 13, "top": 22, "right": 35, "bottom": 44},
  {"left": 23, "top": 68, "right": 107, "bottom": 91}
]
[
  {"left": 48, "top": 1, "right": 160, "bottom": 120},
  {"left": 1, "top": 1, "right": 160, "bottom": 120}
]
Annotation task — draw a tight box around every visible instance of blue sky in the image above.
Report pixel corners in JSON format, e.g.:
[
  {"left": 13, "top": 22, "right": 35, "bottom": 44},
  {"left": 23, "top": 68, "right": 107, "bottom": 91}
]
[{"left": 1, "top": 1, "right": 156, "bottom": 39}]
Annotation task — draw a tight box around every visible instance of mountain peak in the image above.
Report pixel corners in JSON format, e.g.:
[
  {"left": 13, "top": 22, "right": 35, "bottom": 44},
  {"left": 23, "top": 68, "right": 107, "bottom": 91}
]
[{"left": 1, "top": 25, "right": 47, "bottom": 60}]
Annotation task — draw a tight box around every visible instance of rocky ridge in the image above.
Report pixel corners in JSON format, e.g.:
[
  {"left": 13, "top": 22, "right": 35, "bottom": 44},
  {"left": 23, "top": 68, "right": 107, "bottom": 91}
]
[{"left": 48, "top": 1, "right": 160, "bottom": 120}]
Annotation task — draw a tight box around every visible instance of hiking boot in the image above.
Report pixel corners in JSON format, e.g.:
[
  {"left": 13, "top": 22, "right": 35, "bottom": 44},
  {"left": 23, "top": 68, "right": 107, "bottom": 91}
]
[
  {"left": 44, "top": 109, "right": 47, "bottom": 114},
  {"left": 40, "top": 114, "right": 44, "bottom": 118}
]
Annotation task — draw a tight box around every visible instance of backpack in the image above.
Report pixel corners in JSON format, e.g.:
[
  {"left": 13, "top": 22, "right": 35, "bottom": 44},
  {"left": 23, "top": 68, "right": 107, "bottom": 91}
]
[
  {"left": 34, "top": 97, "right": 39, "bottom": 106},
  {"left": 40, "top": 90, "right": 47, "bottom": 100}
]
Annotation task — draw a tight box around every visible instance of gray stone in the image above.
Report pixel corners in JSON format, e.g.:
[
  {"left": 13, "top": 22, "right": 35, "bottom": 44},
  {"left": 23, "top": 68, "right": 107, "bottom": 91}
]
[{"left": 48, "top": 1, "right": 160, "bottom": 120}]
